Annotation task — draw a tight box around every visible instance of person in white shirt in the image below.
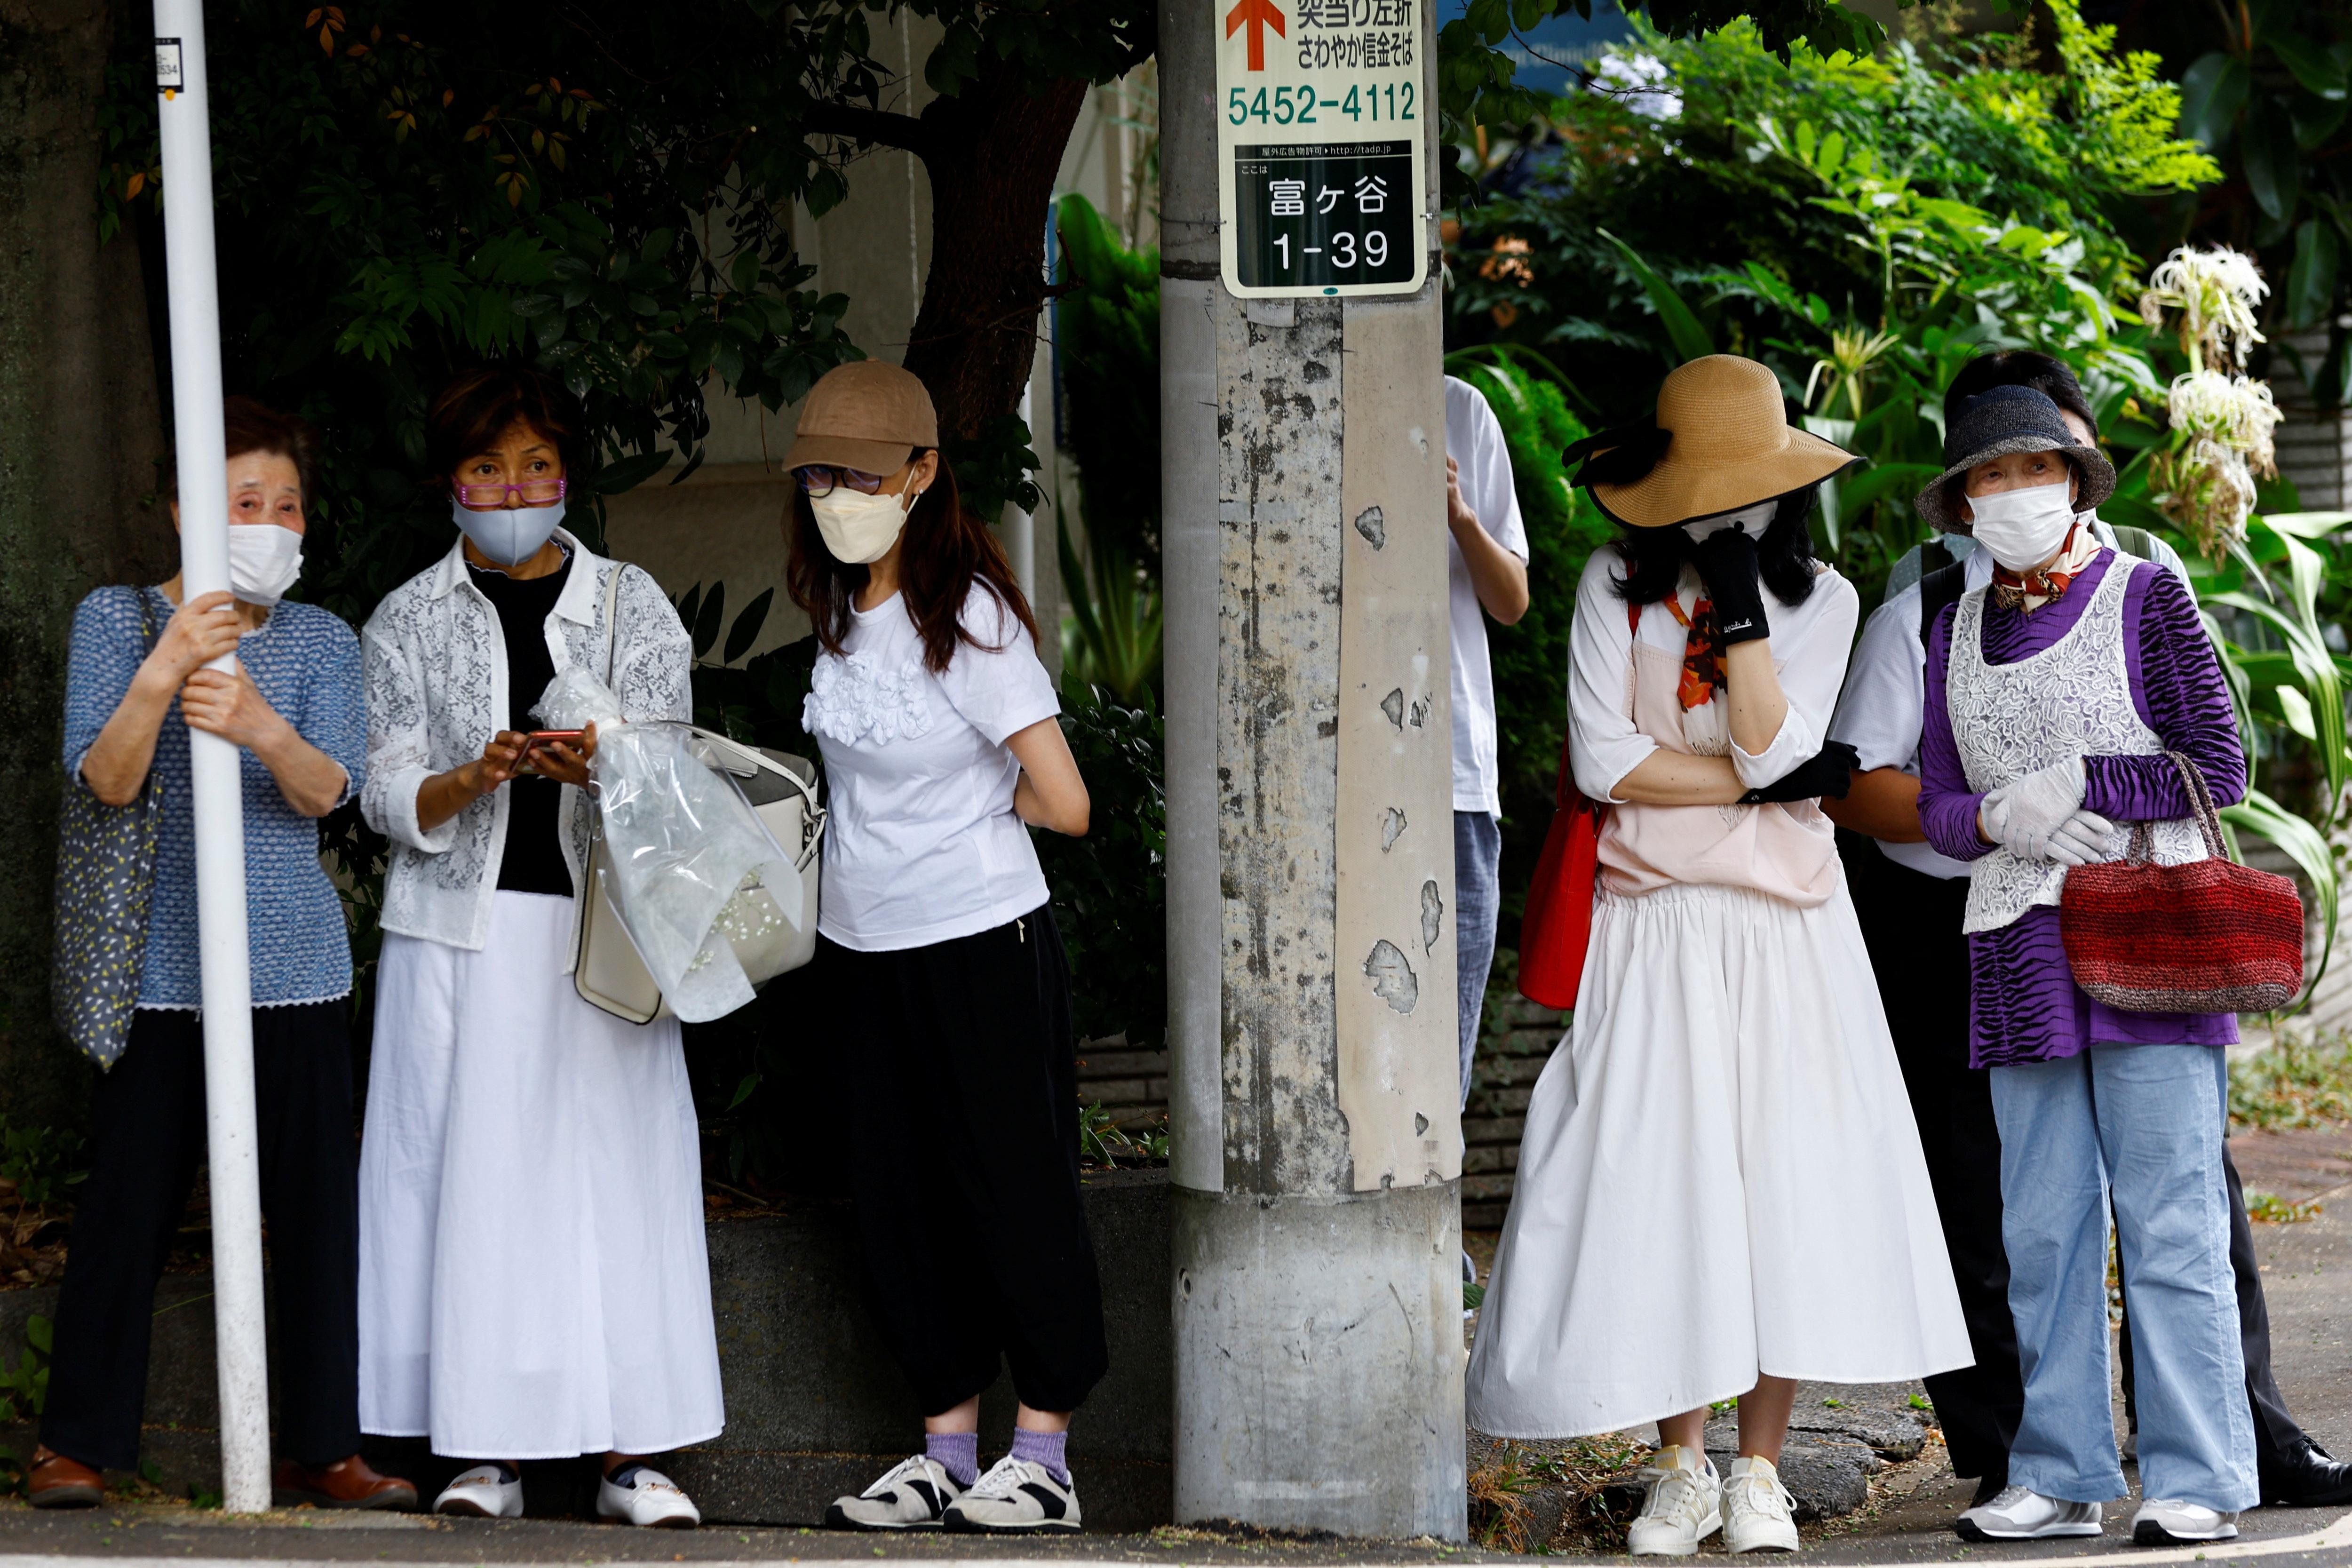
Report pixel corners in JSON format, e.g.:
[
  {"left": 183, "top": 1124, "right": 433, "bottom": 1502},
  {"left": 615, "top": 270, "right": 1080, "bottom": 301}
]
[
  {"left": 788, "top": 363, "right": 1103, "bottom": 1537},
  {"left": 1826, "top": 350, "right": 2352, "bottom": 1528},
  {"left": 1441, "top": 376, "right": 1531, "bottom": 1112}
]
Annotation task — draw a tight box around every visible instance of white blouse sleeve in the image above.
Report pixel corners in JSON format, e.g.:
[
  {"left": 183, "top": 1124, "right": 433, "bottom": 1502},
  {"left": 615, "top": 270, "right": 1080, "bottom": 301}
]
[
  {"left": 1568, "top": 546, "right": 1653, "bottom": 803},
  {"left": 1732, "top": 567, "right": 1859, "bottom": 789}
]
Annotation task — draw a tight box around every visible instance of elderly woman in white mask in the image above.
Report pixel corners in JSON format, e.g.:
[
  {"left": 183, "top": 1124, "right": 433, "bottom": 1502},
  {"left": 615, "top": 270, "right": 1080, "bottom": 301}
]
[
  {"left": 1466, "top": 356, "right": 1970, "bottom": 1557},
  {"left": 38, "top": 399, "right": 408, "bottom": 1512},
  {"left": 354, "top": 365, "right": 716, "bottom": 1528},
  {"left": 1913, "top": 386, "right": 2257, "bottom": 1547}
]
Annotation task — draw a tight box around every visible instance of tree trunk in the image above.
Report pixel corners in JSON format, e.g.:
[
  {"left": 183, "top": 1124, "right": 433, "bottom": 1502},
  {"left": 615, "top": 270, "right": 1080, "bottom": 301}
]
[
  {"left": 901, "top": 66, "right": 1089, "bottom": 446},
  {"left": 0, "top": 0, "right": 171, "bottom": 1131}
]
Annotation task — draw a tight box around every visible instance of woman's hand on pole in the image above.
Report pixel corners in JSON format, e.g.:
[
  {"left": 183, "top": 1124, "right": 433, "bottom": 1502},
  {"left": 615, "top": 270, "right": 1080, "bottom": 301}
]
[
  {"left": 180, "top": 662, "right": 350, "bottom": 818},
  {"left": 415, "top": 731, "right": 528, "bottom": 833},
  {"left": 1006, "top": 717, "right": 1090, "bottom": 836},
  {"left": 79, "top": 590, "right": 241, "bottom": 807},
  {"left": 527, "top": 721, "right": 597, "bottom": 788}
]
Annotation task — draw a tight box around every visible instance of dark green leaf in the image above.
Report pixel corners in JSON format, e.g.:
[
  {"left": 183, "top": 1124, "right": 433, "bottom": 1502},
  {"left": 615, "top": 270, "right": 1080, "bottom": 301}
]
[
  {"left": 723, "top": 587, "right": 774, "bottom": 664},
  {"left": 2178, "top": 52, "right": 2249, "bottom": 150},
  {"left": 692, "top": 580, "right": 726, "bottom": 659},
  {"left": 2242, "top": 95, "right": 2302, "bottom": 222},
  {"left": 1597, "top": 228, "right": 1715, "bottom": 364},
  {"left": 676, "top": 583, "right": 704, "bottom": 638},
  {"left": 594, "top": 447, "right": 672, "bottom": 496},
  {"left": 2286, "top": 219, "right": 2341, "bottom": 331},
  {"left": 2267, "top": 30, "right": 2348, "bottom": 102}
]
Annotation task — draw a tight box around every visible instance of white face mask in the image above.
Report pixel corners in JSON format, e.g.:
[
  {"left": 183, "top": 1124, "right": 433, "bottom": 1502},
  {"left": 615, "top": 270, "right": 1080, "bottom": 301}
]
[
  {"left": 226, "top": 523, "right": 304, "bottom": 608},
  {"left": 1681, "top": 499, "right": 1778, "bottom": 544},
  {"left": 453, "top": 495, "right": 566, "bottom": 566},
  {"left": 1964, "top": 479, "right": 2078, "bottom": 571},
  {"left": 811, "top": 486, "right": 917, "bottom": 565}
]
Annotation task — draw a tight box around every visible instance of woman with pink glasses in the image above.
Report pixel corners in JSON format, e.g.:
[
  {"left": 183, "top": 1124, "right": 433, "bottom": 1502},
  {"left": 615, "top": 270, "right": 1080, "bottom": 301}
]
[{"left": 355, "top": 365, "right": 716, "bottom": 1528}]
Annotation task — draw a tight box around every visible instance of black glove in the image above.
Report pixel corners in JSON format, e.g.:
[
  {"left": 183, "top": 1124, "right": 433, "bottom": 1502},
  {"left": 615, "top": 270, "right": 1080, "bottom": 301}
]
[
  {"left": 1740, "top": 741, "right": 1859, "bottom": 804},
  {"left": 1691, "top": 526, "right": 1771, "bottom": 645}
]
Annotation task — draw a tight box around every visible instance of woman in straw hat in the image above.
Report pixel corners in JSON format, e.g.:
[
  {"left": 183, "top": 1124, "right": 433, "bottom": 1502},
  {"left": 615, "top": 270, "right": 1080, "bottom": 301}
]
[
  {"left": 782, "top": 362, "right": 1106, "bottom": 1536},
  {"left": 1912, "top": 387, "right": 2256, "bottom": 1547},
  {"left": 1465, "top": 356, "right": 1971, "bottom": 1555}
]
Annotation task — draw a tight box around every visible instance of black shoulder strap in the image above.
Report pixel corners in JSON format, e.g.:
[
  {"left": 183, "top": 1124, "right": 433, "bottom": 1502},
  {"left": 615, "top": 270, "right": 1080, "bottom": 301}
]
[
  {"left": 1919, "top": 560, "right": 1967, "bottom": 644},
  {"left": 1918, "top": 538, "right": 1955, "bottom": 577}
]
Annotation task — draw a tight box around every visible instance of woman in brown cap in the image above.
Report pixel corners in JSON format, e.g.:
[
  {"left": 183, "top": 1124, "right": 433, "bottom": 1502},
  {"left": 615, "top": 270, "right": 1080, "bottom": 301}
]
[
  {"left": 784, "top": 362, "right": 1104, "bottom": 1536},
  {"left": 1465, "top": 356, "right": 1970, "bottom": 1555}
]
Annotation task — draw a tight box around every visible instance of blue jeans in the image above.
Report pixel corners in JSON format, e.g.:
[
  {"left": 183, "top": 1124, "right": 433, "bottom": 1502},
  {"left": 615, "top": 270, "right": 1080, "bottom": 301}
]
[
  {"left": 1988, "top": 1045, "right": 2257, "bottom": 1512},
  {"left": 1454, "top": 811, "right": 1501, "bottom": 1111}
]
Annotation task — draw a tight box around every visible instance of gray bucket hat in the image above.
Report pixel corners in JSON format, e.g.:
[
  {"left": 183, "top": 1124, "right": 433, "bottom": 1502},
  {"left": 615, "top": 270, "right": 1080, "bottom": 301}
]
[{"left": 1914, "top": 384, "right": 2115, "bottom": 534}]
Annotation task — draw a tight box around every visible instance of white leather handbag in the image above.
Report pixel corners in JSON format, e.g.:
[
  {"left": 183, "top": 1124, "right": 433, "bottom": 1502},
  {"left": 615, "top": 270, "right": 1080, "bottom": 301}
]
[{"left": 570, "top": 567, "right": 825, "bottom": 1025}]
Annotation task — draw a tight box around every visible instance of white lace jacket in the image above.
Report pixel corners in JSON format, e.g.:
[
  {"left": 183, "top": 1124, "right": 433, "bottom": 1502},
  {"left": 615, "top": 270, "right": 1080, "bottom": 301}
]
[{"left": 360, "top": 530, "right": 692, "bottom": 951}]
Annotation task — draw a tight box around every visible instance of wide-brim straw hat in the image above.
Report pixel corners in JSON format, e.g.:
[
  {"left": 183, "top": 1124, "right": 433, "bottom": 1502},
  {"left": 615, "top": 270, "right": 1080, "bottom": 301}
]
[
  {"left": 1914, "top": 384, "right": 2116, "bottom": 534},
  {"left": 1581, "top": 355, "right": 1858, "bottom": 528},
  {"left": 783, "top": 359, "right": 939, "bottom": 477}
]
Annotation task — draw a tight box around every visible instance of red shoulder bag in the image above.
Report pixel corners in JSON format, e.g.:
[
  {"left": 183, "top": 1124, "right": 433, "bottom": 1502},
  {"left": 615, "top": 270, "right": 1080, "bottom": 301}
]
[{"left": 1517, "top": 735, "right": 1605, "bottom": 1011}]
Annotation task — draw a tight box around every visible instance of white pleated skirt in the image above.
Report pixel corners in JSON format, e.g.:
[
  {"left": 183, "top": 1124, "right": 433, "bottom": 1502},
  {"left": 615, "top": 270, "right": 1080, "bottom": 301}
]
[
  {"left": 1465, "top": 878, "right": 1972, "bottom": 1439},
  {"left": 358, "top": 891, "right": 725, "bottom": 1459}
]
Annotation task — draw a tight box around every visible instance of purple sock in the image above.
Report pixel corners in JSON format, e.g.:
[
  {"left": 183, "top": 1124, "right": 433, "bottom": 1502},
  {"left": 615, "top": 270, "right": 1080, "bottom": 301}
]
[
  {"left": 1009, "top": 1426, "right": 1069, "bottom": 1484},
  {"left": 926, "top": 1430, "right": 978, "bottom": 1487}
]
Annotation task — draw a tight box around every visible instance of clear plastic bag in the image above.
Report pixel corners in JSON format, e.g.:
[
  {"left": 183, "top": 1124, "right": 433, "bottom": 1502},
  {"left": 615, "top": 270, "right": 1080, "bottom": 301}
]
[{"left": 536, "top": 667, "right": 804, "bottom": 1022}]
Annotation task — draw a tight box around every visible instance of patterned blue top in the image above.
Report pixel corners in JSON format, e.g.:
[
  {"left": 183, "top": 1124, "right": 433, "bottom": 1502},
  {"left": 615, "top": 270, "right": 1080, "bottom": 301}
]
[{"left": 62, "top": 586, "right": 367, "bottom": 1008}]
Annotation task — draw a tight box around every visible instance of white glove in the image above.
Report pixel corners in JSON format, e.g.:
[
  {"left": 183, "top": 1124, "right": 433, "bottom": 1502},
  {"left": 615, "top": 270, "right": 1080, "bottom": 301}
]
[
  {"left": 1979, "top": 756, "right": 2088, "bottom": 862},
  {"left": 2042, "top": 808, "right": 2117, "bottom": 867}
]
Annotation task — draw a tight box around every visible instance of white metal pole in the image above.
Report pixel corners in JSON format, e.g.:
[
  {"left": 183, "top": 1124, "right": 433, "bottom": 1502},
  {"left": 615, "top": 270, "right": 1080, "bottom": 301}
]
[{"left": 151, "top": 6, "right": 274, "bottom": 1516}]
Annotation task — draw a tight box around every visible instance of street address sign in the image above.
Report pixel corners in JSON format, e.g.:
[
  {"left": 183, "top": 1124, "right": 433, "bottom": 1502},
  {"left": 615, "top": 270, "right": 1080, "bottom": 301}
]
[{"left": 1216, "top": 0, "right": 1427, "bottom": 299}]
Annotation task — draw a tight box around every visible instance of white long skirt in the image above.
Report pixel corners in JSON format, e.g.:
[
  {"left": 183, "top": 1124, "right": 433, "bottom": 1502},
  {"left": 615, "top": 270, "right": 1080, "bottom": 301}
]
[
  {"left": 1465, "top": 878, "right": 1971, "bottom": 1438},
  {"left": 358, "top": 891, "right": 725, "bottom": 1458}
]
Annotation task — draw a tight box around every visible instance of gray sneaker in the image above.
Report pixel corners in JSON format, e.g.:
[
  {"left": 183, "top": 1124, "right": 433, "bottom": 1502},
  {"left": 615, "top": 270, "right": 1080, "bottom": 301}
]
[
  {"left": 1955, "top": 1485, "right": 2103, "bottom": 1541},
  {"left": 826, "top": 1455, "right": 961, "bottom": 1531},
  {"left": 943, "top": 1455, "right": 1082, "bottom": 1533}
]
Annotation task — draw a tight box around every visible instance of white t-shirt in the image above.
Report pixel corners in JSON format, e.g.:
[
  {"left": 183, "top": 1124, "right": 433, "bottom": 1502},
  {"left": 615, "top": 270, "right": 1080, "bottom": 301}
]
[
  {"left": 1445, "top": 376, "right": 1530, "bottom": 816},
  {"left": 802, "top": 584, "right": 1061, "bottom": 951}
]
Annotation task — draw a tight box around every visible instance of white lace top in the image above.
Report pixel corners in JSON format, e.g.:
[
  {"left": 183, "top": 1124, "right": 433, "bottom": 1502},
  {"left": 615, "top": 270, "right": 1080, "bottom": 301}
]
[
  {"left": 1946, "top": 557, "right": 2203, "bottom": 935},
  {"left": 803, "top": 584, "right": 1059, "bottom": 951},
  {"left": 359, "top": 529, "right": 692, "bottom": 951}
]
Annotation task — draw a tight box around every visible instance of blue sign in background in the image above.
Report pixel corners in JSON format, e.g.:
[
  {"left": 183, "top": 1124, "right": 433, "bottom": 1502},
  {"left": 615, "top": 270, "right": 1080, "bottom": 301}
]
[{"left": 1436, "top": 0, "right": 1631, "bottom": 96}]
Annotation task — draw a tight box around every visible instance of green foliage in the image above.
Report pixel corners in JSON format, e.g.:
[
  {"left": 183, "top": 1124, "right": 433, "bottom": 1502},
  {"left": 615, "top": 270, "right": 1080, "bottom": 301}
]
[
  {"left": 1035, "top": 693, "right": 1167, "bottom": 1047},
  {"left": 0, "top": 1315, "right": 53, "bottom": 1425},
  {"left": 0, "top": 1126, "right": 87, "bottom": 1208},
  {"left": 1078, "top": 1103, "right": 1168, "bottom": 1167},
  {"left": 2229, "top": 1034, "right": 2352, "bottom": 1130},
  {"left": 2158, "top": 2, "right": 2352, "bottom": 396}
]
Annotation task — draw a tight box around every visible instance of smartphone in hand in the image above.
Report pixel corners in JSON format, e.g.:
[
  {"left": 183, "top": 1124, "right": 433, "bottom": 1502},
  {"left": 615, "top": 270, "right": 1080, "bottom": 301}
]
[{"left": 517, "top": 729, "right": 586, "bottom": 775}]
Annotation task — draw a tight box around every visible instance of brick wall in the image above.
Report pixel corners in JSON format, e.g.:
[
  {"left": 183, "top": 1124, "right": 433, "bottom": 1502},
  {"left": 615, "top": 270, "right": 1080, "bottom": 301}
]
[{"left": 1464, "top": 950, "right": 1566, "bottom": 1230}]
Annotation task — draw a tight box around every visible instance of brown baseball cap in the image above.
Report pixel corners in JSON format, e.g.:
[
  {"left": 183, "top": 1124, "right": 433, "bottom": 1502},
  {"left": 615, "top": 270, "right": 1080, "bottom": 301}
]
[{"left": 783, "top": 360, "right": 939, "bottom": 477}]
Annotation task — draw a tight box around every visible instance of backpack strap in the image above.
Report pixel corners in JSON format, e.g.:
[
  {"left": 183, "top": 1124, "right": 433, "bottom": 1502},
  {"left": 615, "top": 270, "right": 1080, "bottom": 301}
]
[
  {"left": 1918, "top": 537, "right": 1955, "bottom": 577},
  {"left": 1919, "top": 559, "right": 1968, "bottom": 644},
  {"left": 2107, "top": 524, "right": 2155, "bottom": 563}
]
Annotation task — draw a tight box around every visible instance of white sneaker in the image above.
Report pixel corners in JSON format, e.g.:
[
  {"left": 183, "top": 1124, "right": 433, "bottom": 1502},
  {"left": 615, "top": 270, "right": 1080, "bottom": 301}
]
[
  {"left": 1955, "top": 1484, "right": 2103, "bottom": 1540},
  {"left": 596, "top": 1464, "right": 699, "bottom": 1528},
  {"left": 827, "top": 1455, "right": 963, "bottom": 1531},
  {"left": 2132, "top": 1498, "right": 2239, "bottom": 1545},
  {"left": 1627, "top": 1446, "right": 1721, "bottom": 1557},
  {"left": 942, "top": 1455, "right": 1082, "bottom": 1533},
  {"left": 1722, "top": 1456, "right": 1799, "bottom": 1553},
  {"left": 433, "top": 1463, "right": 524, "bottom": 1519}
]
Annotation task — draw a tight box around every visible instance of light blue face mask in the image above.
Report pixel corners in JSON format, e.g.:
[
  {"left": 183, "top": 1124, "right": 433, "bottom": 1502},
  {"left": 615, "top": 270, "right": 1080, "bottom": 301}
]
[{"left": 453, "top": 495, "right": 566, "bottom": 566}]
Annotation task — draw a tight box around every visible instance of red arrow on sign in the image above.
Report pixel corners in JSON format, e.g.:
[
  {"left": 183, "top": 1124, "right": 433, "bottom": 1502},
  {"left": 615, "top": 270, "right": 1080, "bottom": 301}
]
[{"left": 1224, "top": 0, "right": 1285, "bottom": 72}]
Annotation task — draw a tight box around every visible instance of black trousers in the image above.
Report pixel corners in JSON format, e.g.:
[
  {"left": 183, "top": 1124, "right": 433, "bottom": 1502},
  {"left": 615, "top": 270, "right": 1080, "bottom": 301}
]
[
  {"left": 43, "top": 1001, "right": 361, "bottom": 1471},
  {"left": 1840, "top": 832, "right": 2023, "bottom": 1483},
  {"left": 822, "top": 906, "right": 1109, "bottom": 1417}
]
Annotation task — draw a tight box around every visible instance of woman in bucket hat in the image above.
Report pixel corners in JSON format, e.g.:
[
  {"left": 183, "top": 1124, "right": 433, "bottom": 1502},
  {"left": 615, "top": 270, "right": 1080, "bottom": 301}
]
[
  {"left": 1466, "top": 356, "right": 1971, "bottom": 1555},
  {"left": 1912, "top": 387, "right": 2257, "bottom": 1546}
]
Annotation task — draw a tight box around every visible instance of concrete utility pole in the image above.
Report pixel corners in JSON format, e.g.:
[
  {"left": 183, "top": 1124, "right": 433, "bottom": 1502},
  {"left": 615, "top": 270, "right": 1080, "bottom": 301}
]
[{"left": 1160, "top": 0, "right": 1466, "bottom": 1540}]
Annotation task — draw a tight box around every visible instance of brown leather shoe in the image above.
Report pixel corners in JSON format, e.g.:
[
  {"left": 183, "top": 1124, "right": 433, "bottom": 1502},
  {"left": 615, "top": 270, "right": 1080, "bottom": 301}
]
[
  {"left": 27, "top": 1447, "right": 103, "bottom": 1509},
  {"left": 271, "top": 1454, "right": 419, "bottom": 1511}
]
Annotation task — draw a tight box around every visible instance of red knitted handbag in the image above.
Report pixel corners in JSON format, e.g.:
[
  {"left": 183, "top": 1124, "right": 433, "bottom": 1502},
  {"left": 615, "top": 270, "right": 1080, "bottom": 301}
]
[
  {"left": 1517, "top": 736, "right": 1605, "bottom": 1011},
  {"left": 2059, "top": 751, "right": 2304, "bottom": 1014}
]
